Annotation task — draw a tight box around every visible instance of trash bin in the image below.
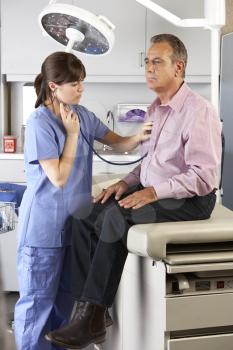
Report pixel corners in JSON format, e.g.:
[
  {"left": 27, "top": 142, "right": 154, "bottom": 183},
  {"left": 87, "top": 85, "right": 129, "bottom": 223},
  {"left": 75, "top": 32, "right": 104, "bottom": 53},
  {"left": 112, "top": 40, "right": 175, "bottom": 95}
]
[
  {"left": 0, "top": 203, "right": 15, "bottom": 234},
  {"left": 0, "top": 183, "right": 26, "bottom": 234}
]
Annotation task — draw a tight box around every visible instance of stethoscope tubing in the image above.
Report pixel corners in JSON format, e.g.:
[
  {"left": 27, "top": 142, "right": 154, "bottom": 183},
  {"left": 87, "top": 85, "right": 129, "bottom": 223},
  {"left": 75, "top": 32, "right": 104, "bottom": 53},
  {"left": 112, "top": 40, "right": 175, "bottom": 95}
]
[
  {"left": 57, "top": 100, "right": 147, "bottom": 166},
  {"left": 80, "top": 127, "right": 147, "bottom": 166}
]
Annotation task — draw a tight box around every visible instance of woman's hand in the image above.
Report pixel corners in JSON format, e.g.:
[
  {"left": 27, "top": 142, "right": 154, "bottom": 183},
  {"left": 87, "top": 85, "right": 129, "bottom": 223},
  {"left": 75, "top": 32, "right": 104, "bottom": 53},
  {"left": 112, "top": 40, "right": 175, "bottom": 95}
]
[
  {"left": 60, "top": 103, "right": 80, "bottom": 136},
  {"left": 137, "top": 121, "right": 153, "bottom": 142}
]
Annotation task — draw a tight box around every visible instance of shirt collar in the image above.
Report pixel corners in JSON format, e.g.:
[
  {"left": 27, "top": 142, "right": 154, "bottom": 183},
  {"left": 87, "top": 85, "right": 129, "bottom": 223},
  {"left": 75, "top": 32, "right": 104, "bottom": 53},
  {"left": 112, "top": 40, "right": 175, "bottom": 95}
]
[{"left": 148, "top": 82, "right": 190, "bottom": 114}]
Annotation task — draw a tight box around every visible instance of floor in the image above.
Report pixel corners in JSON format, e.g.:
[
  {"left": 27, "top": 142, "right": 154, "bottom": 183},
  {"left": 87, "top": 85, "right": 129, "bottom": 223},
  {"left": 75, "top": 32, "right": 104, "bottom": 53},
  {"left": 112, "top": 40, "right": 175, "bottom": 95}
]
[
  {"left": 1, "top": 292, "right": 96, "bottom": 350},
  {"left": 1, "top": 292, "right": 18, "bottom": 350}
]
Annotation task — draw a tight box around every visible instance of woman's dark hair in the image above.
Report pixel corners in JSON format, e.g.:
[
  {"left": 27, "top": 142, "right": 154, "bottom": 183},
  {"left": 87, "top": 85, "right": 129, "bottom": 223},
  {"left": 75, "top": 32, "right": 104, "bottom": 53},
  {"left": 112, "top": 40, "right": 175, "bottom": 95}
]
[{"left": 34, "top": 51, "right": 86, "bottom": 108}]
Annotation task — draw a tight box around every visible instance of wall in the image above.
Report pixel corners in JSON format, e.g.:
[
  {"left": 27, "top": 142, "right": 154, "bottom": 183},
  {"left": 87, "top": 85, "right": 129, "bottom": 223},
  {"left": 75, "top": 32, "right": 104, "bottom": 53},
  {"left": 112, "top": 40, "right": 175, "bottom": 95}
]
[
  {"left": 221, "top": 0, "right": 233, "bottom": 36},
  {"left": 0, "top": 1, "right": 7, "bottom": 142},
  {"left": 10, "top": 82, "right": 211, "bottom": 150},
  {"left": 3, "top": 0, "right": 215, "bottom": 148},
  {"left": 2, "top": 0, "right": 231, "bottom": 150}
]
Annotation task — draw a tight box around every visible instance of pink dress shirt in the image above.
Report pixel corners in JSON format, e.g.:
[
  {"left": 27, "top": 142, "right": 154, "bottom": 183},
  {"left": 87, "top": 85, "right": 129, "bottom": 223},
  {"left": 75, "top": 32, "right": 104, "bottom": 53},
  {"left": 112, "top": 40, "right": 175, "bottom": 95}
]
[{"left": 123, "top": 83, "right": 222, "bottom": 199}]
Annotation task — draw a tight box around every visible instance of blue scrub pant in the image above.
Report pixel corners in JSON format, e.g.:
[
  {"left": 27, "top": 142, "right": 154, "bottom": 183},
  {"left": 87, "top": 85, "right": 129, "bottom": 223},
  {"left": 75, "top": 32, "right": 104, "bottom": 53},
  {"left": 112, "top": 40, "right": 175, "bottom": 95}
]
[{"left": 14, "top": 245, "right": 74, "bottom": 350}]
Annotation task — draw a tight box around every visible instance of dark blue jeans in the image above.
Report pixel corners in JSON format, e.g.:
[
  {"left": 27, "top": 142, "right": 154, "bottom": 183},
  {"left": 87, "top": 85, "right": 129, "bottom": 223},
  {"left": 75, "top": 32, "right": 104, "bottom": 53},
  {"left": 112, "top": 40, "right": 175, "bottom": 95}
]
[{"left": 71, "top": 185, "right": 216, "bottom": 307}]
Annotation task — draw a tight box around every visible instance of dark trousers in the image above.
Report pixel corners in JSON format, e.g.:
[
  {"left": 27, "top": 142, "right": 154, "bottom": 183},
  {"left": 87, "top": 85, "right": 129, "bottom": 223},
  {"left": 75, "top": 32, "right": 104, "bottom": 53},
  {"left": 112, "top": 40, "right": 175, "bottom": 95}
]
[{"left": 71, "top": 185, "right": 216, "bottom": 307}]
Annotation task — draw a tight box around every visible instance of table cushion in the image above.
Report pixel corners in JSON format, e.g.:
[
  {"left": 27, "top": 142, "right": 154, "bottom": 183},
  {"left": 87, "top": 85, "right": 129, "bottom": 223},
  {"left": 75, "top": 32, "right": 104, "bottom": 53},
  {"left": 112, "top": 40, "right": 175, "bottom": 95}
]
[{"left": 127, "top": 204, "right": 233, "bottom": 260}]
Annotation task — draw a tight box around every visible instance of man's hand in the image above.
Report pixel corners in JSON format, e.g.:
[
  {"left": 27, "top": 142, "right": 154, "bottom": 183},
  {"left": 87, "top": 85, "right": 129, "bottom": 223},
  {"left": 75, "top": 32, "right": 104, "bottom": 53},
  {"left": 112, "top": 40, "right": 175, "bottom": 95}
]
[
  {"left": 94, "top": 180, "right": 129, "bottom": 204},
  {"left": 118, "top": 187, "right": 157, "bottom": 209}
]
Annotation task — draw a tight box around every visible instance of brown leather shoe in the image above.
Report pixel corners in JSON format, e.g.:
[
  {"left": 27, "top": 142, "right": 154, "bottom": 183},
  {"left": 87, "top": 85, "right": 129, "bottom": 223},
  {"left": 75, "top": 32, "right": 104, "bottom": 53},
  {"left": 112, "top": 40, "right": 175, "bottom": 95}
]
[
  {"left": 105, "top": 309, "right": 113, "bottom": 327},
  {"left": 45, "top": 302, "right": 106, "bottom": 349},
  {"left": 72, "top": 301, "right": 113, "bottom": 327}
]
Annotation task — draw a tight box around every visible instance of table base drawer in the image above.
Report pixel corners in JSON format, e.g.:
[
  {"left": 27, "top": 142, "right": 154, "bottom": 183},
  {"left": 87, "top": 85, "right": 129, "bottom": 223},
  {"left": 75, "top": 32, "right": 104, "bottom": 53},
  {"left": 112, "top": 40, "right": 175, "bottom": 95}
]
[
  {"left": 166, "top": 293, "right": 233, "bottom": 330},
  {"left": 168, "top": 333, "right": 233, "bottom": 350}
]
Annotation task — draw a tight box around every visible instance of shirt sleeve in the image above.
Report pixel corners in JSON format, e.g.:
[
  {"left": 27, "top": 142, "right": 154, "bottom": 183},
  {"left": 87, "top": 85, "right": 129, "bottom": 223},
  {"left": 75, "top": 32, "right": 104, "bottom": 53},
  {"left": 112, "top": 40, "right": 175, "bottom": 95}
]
[
  {"left": 92, "top": 113, "right": 109, "bottom": 141},
  {"left": 154, "top": 104, "right": 222, "bottom": 199},
  {"left": 122, "top": 164, "right": 141, "bottom": 187},
  {"left": 25, "top": 117, "right": 59, "bottom": 164}
]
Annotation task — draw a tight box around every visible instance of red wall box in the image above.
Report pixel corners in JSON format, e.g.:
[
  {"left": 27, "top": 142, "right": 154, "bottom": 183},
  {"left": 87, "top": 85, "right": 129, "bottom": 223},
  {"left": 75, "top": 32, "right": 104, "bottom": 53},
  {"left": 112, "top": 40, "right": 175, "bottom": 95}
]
[{"left": 3, "top": 136, "right": 17, "bottom": 153}]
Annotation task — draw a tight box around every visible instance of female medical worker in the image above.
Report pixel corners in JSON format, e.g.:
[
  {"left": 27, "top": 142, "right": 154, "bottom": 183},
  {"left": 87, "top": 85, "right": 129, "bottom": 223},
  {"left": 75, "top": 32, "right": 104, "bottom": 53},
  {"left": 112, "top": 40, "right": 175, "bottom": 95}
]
[{"left": 14, "top": 51, "right": 152, "bottom": 350}]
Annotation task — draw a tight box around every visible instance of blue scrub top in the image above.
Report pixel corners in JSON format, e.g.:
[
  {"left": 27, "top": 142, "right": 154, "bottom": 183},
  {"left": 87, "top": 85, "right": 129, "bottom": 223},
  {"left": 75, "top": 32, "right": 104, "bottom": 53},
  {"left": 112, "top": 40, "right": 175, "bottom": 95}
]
[{"left": 18, "top": 105, "right": 109, "bottom": 248}]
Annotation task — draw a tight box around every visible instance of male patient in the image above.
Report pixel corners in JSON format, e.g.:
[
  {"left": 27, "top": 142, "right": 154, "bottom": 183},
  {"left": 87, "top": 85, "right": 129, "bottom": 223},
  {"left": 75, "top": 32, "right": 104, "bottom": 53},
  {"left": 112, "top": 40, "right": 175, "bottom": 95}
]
[{"left": 46, "top": 34, "right": 222, "bottom": 349}]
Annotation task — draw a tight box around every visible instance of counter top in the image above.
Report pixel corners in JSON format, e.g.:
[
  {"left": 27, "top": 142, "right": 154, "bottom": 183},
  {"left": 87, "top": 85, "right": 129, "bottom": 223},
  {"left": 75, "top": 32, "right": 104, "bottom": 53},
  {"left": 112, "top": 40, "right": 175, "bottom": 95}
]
[
  {"left": 0, "top": 152, "right": 140, "bottom": 161},
  {"left": 0, "top": 152, "right": 24, "bottom": 160}
]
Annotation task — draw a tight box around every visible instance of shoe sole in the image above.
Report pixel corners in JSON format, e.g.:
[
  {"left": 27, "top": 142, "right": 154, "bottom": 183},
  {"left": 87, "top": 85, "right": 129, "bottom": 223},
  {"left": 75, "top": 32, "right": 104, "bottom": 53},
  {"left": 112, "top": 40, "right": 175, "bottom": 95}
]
[{"left": 45, "top": 333, "right": 106, "bottom": 349}]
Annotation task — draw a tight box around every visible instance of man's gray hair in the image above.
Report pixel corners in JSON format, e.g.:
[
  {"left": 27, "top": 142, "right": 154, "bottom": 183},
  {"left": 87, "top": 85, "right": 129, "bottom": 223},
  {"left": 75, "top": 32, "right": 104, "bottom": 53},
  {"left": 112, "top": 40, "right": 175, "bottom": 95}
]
[{"left": 150, "top": 34, "right": 188, "bottom": 78}]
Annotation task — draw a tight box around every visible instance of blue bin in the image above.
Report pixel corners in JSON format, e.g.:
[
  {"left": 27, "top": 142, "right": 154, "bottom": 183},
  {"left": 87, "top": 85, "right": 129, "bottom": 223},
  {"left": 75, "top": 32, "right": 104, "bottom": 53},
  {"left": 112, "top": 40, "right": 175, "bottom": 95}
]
[{"left": 0, "top": 183, "right": 26, "bottom": 215}]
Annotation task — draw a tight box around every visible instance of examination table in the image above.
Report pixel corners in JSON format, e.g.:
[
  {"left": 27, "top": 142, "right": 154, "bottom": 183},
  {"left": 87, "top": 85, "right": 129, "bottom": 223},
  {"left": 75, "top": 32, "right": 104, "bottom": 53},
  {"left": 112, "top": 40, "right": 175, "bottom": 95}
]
[{"left": 93, "top": 177, "right": 233, "bottom": 350}]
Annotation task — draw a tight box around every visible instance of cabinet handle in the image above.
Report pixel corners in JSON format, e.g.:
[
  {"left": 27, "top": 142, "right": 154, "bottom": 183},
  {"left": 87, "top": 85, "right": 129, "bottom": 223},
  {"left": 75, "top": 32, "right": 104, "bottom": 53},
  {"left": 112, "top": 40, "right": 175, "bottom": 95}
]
[{"left": 139, "top": 52, "right": 145, "bottom": 67}]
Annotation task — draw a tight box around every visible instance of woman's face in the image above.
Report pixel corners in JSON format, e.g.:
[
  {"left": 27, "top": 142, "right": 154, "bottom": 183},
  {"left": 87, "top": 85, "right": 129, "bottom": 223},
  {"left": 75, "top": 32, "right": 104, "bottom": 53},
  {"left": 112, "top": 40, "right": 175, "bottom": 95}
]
[{"left": 54, "top": 80, "right": 84, "bottom": 105}]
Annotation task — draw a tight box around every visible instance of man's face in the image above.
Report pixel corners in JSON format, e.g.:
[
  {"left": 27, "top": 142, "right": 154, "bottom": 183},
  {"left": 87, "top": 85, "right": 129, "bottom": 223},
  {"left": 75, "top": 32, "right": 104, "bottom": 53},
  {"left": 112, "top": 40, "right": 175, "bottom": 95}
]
[{"left": 145, "top": 42, "right": 179, "bottom": 93}]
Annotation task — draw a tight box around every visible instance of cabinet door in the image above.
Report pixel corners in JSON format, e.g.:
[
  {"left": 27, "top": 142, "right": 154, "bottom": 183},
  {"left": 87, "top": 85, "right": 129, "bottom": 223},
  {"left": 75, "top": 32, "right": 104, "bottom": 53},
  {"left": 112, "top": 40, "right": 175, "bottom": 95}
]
[
  {"left": 1, "top": 0, "right": 59, "bottom": 75},
  {"left": 0, "top": 225, "right": 18, "bottom": 291},
  {"left": 0, "top": 160, "right": 25, "bottom": 182},
  {"left": 93, "top": 159, "right": 137, "bottom": 176},
  {"left": 146, "top": 0, "right": 211, "bottom": 76},
  {"left": 1, "top": 0, "right": 146, "bottom": 77},
  {"left": 73, "top": 0, "right": 146, "bottom": 76}
]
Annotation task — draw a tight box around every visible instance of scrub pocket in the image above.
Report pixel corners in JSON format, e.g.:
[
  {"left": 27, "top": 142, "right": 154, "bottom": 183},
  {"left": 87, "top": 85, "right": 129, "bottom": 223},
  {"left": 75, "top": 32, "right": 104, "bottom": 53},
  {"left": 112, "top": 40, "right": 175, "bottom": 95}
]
[
  {"left": 25, "top": 201, "right": 60, "bottom": 247},
  {"left": 21, "top": 246, "right": 64, "bottom": 296}
]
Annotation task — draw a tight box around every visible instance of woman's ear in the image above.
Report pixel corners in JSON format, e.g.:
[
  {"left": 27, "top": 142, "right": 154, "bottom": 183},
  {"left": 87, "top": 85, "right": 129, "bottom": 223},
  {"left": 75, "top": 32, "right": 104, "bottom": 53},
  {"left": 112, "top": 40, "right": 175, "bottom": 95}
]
[{"left": 48, "top": 81, "right": 57, "bottom": 92}]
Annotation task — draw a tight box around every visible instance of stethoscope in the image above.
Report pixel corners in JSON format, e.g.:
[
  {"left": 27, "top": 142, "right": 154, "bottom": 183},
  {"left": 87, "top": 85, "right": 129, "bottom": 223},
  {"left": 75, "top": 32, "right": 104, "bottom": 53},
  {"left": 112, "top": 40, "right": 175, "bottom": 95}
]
[
  {"left": 78, "top": 114, "right": 148, "bottom": 166},
  {"left": 52, "top": 92, "right": 148, "bottom": 166}
]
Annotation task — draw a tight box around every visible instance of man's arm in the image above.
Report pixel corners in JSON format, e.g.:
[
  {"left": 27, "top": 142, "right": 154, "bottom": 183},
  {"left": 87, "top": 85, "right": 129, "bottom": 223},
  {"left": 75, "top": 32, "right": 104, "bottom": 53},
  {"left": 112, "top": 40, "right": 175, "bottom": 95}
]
[{"left": 121, "top": 164, "right": 141, "bottom": 187}]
